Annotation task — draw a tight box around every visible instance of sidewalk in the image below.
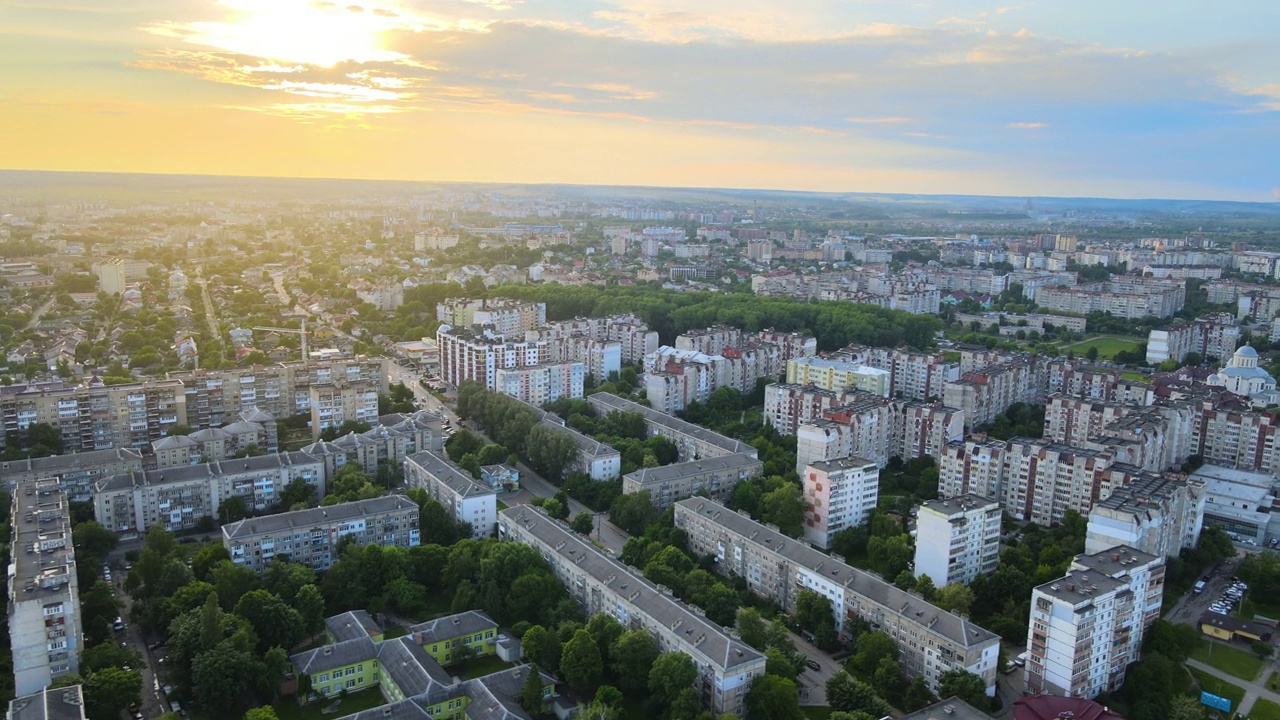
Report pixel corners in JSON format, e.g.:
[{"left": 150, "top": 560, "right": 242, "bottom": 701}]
[{"left": 1186, "top": 658, "right": 1280, "bottom": 716}]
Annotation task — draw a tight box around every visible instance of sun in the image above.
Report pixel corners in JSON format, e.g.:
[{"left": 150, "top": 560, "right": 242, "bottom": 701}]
[{"left": 160, "top": 0, "right": 408, "bottom": 68}]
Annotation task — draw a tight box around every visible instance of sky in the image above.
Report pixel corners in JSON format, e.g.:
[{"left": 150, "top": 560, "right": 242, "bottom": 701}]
[{"left": 1, "top": 0, "right": 1278, "bottom": 201}]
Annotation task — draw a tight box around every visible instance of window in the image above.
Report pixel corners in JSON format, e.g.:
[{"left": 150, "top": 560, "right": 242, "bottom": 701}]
[
  {"left": 474, "top": 633, "right": 482, "bottom": 642},
  {"left": 346, "top": 667, "right": 356, "bottom": 676},
  {"left": 485, "top": 630, "right": 494, "bottom": 639},
  {"left": 319, "top": 674, "right": 329, "bottom": 683},
  {"left": 431, "top": 645, "right": 438, "bottom": 653}
]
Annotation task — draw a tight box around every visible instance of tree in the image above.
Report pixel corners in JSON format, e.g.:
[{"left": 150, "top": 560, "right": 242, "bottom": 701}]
[
  {"left": 586, "top": 614, "right": 624, "bottom": 665},
  {"left": 82, "top": 641, "right": 141, "bottom": 673},
  {"left": 191, "top": 543, "right": 231, "bottom": 581},
  {"left": 542, "top": 498, "right": 568, "bottom": 521},
  {"left": 83, "top": 667, "right": 142, "bottom": 720},
  {"left": 218, "top": 495, "right": 248, "bottom": 524},
  {"left": 560, "top": 629, "right": 603, "bottom": 694},
  {"left": 937, "top": 669, "right": 987, "bottom": 710},
  {"left": 522, "top": 625, "right": 555, "bottom": 670},
  {"left": 913, "top": 574, "right": 937, "bottom": 601},
  {"left": 795, "top": 590, "right": 838, "bottom": 649},
  {"left": 571, "top": 512, "right": 596, "bottom": 536},
  {"left": 872, "top": 657, "right": 902, "bottom": 701},
  {"left": 934, "top": 584, "right": 975, "bottom": 616},
  {"left": 903, "top": 677, "right": 936, "bottom": 712},
  {"left": 192, "top": 640, "right": 254, "bottom": 715},
  {"left": 610, "top": 630, "right": 659, "bottom": 694},
  {"left": 233, "top": 590, "right": 303, "bottom": 653},
  {"left": 210, "top": 560, "right": 260, "bottom": 609},
  {"left": 80, "top": 580, "right": 120, "bottom": 646},
  {"left": 278, "top": 477, "right": 318, "bottom": 509},
  {"left": 610, "top": 491, "right": 657, "bottom": 534},
  {"left": 258, "top": 645, "right": 291, "bottom": 702},
  {"left": 826, "top": 672, "right": 890, "bottom": 717},
  {"left": 519, "top": 663, "right": 545, "bottom": 714},
  {"left": 850, "top": 631, "right": 897, "bottom": 677},
  {"left": 735, "top": 607, "right": 769, "bottom": 650},
  {"left": 294, "top": 584, "right": 326, "bottom": 635},
  {"left": 761, "top": 483, "right": 805, "bottom": 537},
  {"left": 649, "top": 652, "right": 697, "bottom": 712},
  {"left": 766, "top": 647, "right": 799, "bottom": 681},
  {"left": 1168, "top": 695, "right": 1207, "bottom": 720},
  {"left": 72, "top": 521, "right": 119, "bottom": 563},
  {"left": 746, "top": 674, "right": 804, "bottom": 720},
  {"left": 244, "top": 708, "right": 281, "bottom": 720}
]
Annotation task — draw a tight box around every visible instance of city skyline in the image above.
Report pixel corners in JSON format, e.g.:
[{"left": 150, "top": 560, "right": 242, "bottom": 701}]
[{"left": 1, "top": 0, "right": 1278, "bottom": 201}]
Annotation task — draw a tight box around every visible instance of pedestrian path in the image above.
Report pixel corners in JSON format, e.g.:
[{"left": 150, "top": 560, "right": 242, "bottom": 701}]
[{"left": 1186, "top": 658, "right": 1280, "bottom": 716}]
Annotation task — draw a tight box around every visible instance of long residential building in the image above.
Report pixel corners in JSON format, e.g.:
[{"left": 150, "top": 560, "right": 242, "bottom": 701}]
[
  {"left": 495, "top": 361, "right": 585, "bottom": 405},
  {"left": 0, "top": 379, "right": 186, "bottom": 454},
  {"left": 436, "top": 298, "right": 546, "bottom": 337},
  {"left": 622, "top": 452, "right": 763, "bottom": 508},
  {"left": 785, "top": 357, "right": 890, "bottom": 397},
  {"left": 93, "top": 452, "right": 326, "bottom": 535},
  {"left": 499, "top": 505, "right": 766, "bottom": 716},
  {"left": 0, "top": 448, "right": 143, "bottom": 502},
  {"left": 222, "top": 494, "right": 420, "bottom": 572},
  {"left": 938, "top": 437, "right": 1008, "bottom": 502},
  {"left": 913, "top": 495, "right": 1001, "bottom": 587},
  {"left": 944, "top": 357, "right": 1045, "bottom": 431},
  {"left": 1025, "top": 546, "right": 1164, "bottom": 699},
  {"left": 1035, "top": 278, "right": 1185, "bottom": 319},
  {"left": 1086, "top": 473, "right": 1205, "bottom": 558},
  {"left": 1146, "top": 314, "right": 1241, "bottom": 365},
  {"left": 435, "top": 325, "right": 547, "bottom": 391},
  {"left": 299, "top": 411, "right": 445, "bottom": 480},
  {"left": 402, "top": 451, "right": 497, "bottom": 538},
  {"left": 673, "top": 498, "right": 1001, "bottom": 697},
  {"left": 830, "top": 346, "right": 960, "bottom": 401},
  {"left": 644, "top": 344, "right": 784, "bottom": 414},
  {"left": 8, "top": 480, "right": 83, "bottom": 695},
  {"left": 782, "top": 389, "right": 963, "bottom": 471},
  {"left": 586, "top": 392, "right": 755, "bottom": 460}
]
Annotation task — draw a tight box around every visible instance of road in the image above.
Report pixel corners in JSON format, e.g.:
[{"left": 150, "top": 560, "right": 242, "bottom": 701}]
[
  {"left": 25, "top": 296, "right": 55, "bottom": 330},
  {"left": 104, "top": 558, "right": 171, "bottom": 720}
]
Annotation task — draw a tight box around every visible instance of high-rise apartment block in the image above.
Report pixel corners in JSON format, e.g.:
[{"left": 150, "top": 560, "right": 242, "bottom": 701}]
[
  {"left": 8, "top": 480, "right": 82, "bottom": 695},
  {"left": 309, "top": 381, "right": 380, "bottom": 440},
  {"left": 944, "top": 357, "right": 1045, "bottom": 430},
  {"left": 785, "top": 357, "right": 890, "bottom": 397},
  {"left": 525, "top": 313, "right": 658, "bottom": 365},
  {"left": 1146, "top": 313, "right": 1241, "bottom": 365},
  {"left": 831, "top": 346, "right": 960, "bottom": 401},
  {"left": 938, "top": 436, "right": 1008, "bottom": 502},
  {"left": 0, "top": 380, "right": 186, "bottom": 454},
  {"left": 587, "top": 392, "right": 756, "bottom": 460},
  {"left": 1035, "top": 278, "right": 1185, "bottom": 319},
  {"left": 1026, "top": 546, "right": 1164, "bottom": 699},
  {"left": 222, "top": 494, "right": 420, "bottom": 573},
  {"left": 495, "top": 361, "right": 585, "bottom": 405},
  {"left": 299, "top": 411, "right": 445, "bottom": 479},
  {"left": 94, "top": 452, "right": 325, "bottom": 534},
  {"left": 673, "top": 499, "right": 1000, "bottom": 697},
  {"left": 403, "top": 451, "right": 497, "bottom": 538},
  {"left": 913, "top": 495, "right": 1000, "bottom": 587},
  {"left": 435, "top": 325, "right": 547, "bottom": 390},
  {"left": 436, "top": 298, "right": 546, "bottom": 337},
  {"left": 801, "top": 456, "right": 879, "bottom": 548},
  {"left": 0, "top": 448, "right": 143, "bottom": 502},
  {"left": 1086, "top": 473, "right": 1205, "bottom": 558},
  {"left": 500, "top": 506, "right": 766, "bottom": 717}
]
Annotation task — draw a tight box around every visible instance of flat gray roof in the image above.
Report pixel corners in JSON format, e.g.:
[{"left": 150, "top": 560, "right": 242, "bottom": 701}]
[
  {"left": 624, "top": 452, "right": 762, "bottom": 485},
  {"left": 405, "top": 451, "right": 495, "bottom": 499},
  {"left": 1, "top": 448, "right": 142, "bottom": 475},
  {"left": 1034, "top": 568, "right": 1127, "bottom": 605},
  {"left": 96, "top": 451, "right": 322, "bottom": 493},
  {"left": 920, "top": 494, "right": 999, "bottom": 517},
  {"left": 587, "top": 393, "right": 755, "bottom": 457},
  {"left": 902, "top": 697, "right": 992, "bottom": 720},
  {"left": 675, "top": 498, "right": 999, "bottom": 650},
  {"left": 11, "top": 481, "right": 76, "bottom": 601},
  {"left": 223, "top": 494, "right": 417, "bottom": 541},
  {"left": 1071, "top": 545, "right": 1160, "bottom": 580},
  {"left": 499, "top": 505, "right": 765, "bottom": 673},
  {"left": 8, "top": 686, "right": 86, "bottom": 720}
]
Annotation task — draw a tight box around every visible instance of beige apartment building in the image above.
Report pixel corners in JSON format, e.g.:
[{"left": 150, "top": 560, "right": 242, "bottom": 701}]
[
  {"left": 0, "top": 380, "right": 186, "bottom": 454},
  {"left": 0, "top": 448, "right": 143, "bottom": 502},
  {"left": 621, "top": 452, "right": 763, "bottom": 508}
]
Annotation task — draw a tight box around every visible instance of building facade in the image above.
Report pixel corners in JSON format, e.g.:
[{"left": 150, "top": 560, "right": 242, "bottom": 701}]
[
  {"left": 913, "top": 495, "right": 1001, "bottom": 587},
  {"left": 801, "top": 457, "right": 879, "bottom": 549},
  {"left": 622, "top": 453, "right": 763, "bottom": 509},
  {"left": 403, "top": 451, "right": 497, "bottom": 538}
]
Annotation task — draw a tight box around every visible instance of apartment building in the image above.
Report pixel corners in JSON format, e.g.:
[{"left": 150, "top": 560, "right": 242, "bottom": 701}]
[
  {"left": 944, "top": 357, "right": 1045, "bottom": 430},
  {"left": 1025, "top": 546, "right": 1164, "bottom": 699},
  {"left": 675, "top": 325, "right": 744, "bottom": 356},
  {"left": 831, "top": 346, "right": 960, "bottom": 401},
  {"left": 1045, "top": 361, "right": 1124, "bottom": 401},
  {"left": 586, "top": 392, "right": 755, "bottom": 460},
  {"left": 801, "top": 456, "right": 879, "bottom": 549},
  {"left": 938, "top": 437, "right": 1008, "bottom": 502},
  {"left": 222, "top": 495, "right": 420, "bottom": 572},
  {"left": 7, "top": 685, "right": 87, "bottom": 720},
  {"left": 1086, "top": 473, "right": 1205, "bottom": 558},
  {"left": 913, "top": 495, "right": 1001, "bottom": 587},
  {"left": 1146, "top": 314, "right": 1241, "bottom": 365},
  {"left": 1043, "top": 396, "right": 1132, "bottom": 446},
  {"left": 816, "top": 397, "right": 896, "bottom": 468},
  {"left": 764, "top": 383, "right": 856, "bottom": 436},
  {"left": 0, "top": 379, "right": 186, "bottom": 454},
  {"left": 622, "top": 452, "right": 763, "bottom": 508},
  {"left": 1003, "top": 439, "right": 1122, "bottom": 526},
  {"left": 1035, "top": 279, "right": 1185, "bottom": 319},
  {"left": 786, "top": 357, "right": 891, "bottom": 397},
  {"left": 309, "top": 381, "right": 380, "bottom": 441},
  {"left": 436, "top": 298, "right": 546, "bottom": 337},
  {"left": 499, "top": 506, "right": 767, "bottom": 717},
  {"left": 529, "top": 332, "right": 621, "bottom": 382},
  {"left": 402, "top": 451, "right": 497, "bottom": 538},
  {"left": 8, "top": 480, "right": 83, "bottom": 695},
  {"left": 152, "top": 409, "right": 280, "bottom": 468},
  {"left": 170, "top": 357, "right": 387, "bottom": 428},
  {"left": 754, "top": 330, "right": 819, "bottom": 364},
  {"left": 645, "top": 344, "right": 784, "bottom": 414},
  {"left": 299, "top": 411, "right": 444, "bottom": 479},
  {"left": 435, "top": 325, "right": 547, "bottom": 391},
  {"left": 1190, "top": 401, "right": 1280, "bottom": 476},
  {"left": 93, "top": 452, "right": 326, "bottom": 534},
  {"left": 893, "top": 401, "right": 964, "bottom": 461},
  {"left": 673, "top": 499, "right": 1000, "bottom": 697},
  {"left": 0, "top": 448, "right": 143, "bottom": 502},
  {"left": 495, "top": 361, "right": 585, "bottom": 405}
]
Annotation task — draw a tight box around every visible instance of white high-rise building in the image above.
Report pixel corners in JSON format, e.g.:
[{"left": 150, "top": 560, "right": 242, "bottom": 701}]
[
  {"left": 913, "top": 495, "right": 1001, "bottom": 587},
  {"left": 801, "top": 456, "right": 879, "bottom": 549},
  {"left": 1025, "top": 546, "right": 1164, "bottom": 699}
]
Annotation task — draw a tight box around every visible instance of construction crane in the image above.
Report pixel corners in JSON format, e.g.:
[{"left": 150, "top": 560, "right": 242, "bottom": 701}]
[{"left": 252, "top": 318, "right": 309, "bottom": 367}]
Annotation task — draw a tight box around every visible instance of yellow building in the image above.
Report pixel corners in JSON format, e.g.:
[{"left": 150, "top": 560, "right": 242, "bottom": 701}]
[{"left": 786, "top": 357, "right": 891, "bottom": 397}]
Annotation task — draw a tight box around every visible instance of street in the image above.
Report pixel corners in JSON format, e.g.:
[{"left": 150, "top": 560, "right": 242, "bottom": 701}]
[{"left": 104, "top": 558, "right": 171, "bottom": 720}]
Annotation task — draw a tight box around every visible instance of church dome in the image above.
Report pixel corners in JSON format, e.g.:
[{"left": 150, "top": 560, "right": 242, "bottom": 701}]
[{"left": 1236, "top": 345, "right": 1259, "bottom": 358}]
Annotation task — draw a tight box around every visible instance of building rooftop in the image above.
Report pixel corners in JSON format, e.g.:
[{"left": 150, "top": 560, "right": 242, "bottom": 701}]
[
  {"left": 675, "top": 498, "right": 999, "bottom": 650},
  {"left": 1191, "top": 464, "right": 1276, "bottom": 489},
  {"left": 1013, "top": 695, "right": 1124, "bottom": 720},
  {"left": 410, "top": 610, "right": 497, "bottom": 646},
  {"left": 405, "top": 451, "right": 495, "bottom": 499},
  {"left": 7, "top": 685, "right": 86, "bottom": 720},
  {"left": 1070, "top": 545, "right": 1160, "bottom": 579},
  {"left": 1033, "top": 566, "right": 1127, "bottom": 605},
  {"left": 807, "top": 455, "right": 878, "bottom": 473},
  {"left": 377, "top": 637, "right": 453, "bottom": 698},
  {"left": 290, "top": 636, "right": 377, "bottom": 676},
  {"left": 500, "top": 505, "right": 765, "bottom": 673},
  {"left": 97, "top": 451, "right": 322, "bottom": 493},
  {"left": 624, "top": 452, "right": 762, "bottom": 486},
  {"left": 1092, "top": 474, "right": 1194, "bottom": 515},
  {"left": 587, "top": 393, "right": 755, "bottom": 457},
  {"left": 0, "top": 447, "right": 143, "bottom": 475},
  {"left": 326, "top": 610, "right": 383, "bottom": 643},
  {"left": 222, "top": 494, "right": 416, "bottom": 541},
  {"left": 902, "top": 697, "right": 992, "bottom": 720},
  {"left": 10, "top": 480, "right": 76, "bottom": 602},
  {"left": 920, "top": 494, "right": 1000, "bottom": 518}
]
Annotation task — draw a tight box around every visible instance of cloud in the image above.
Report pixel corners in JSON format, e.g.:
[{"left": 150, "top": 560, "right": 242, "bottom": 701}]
[
  {"left": 1007, "top": 122, "right": 1046, "bottom": 129},
  {"left": 847, "top": 116, "right": 912, "bottom": 125}
]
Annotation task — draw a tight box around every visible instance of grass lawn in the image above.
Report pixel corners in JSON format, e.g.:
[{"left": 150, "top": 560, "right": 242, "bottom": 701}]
[
  {"left": 454, "top": 654, "right": 515, "bottom": 679},
  {"left": 1188, "top": 667, "right": 1247, "bottom": 710},
  {"left": 1121, "top": 371, "right": 1147, "bottom": 381},
  {"left": 1060, "top": 335, "right": 1144, "bottom": 360},
  {"left": 276, "top": 689, "right": 386, "bottom": 720},
  {"left": 1190, "top": 638, "right": 1265, "bottom": 680},
  {"left": 384, "top": 626, "right": 408, "bottom": 640},
  {"left": 1268, "top": 671, "right": 1280, "bottom": 692},
  {"left": 802, "top": 708, "right": 833, "bottom": 719},
  {"left": 497, "top": 499, "right": 509, "bottom": 510},
  {"left": 1248, "top": 596, "right": 1280, "bottom": 621},
  {"left": 1253, "top": 698, "right": 1280, "bottom": 720}
]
